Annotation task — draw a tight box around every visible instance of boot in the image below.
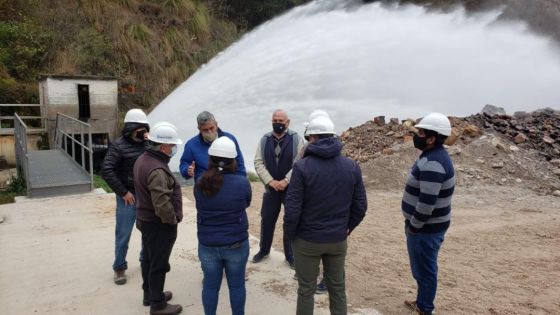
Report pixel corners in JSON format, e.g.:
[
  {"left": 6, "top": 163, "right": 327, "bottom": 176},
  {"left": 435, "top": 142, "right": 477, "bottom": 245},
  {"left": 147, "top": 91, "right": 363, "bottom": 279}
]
[
  {"left": 143, "top": 291, "right": 173, "bottom": 306},
  {"left": 113, "top": 270, "right": 126, "bottom": 285},
  {"left": 150, "top": 303, "right": 182, "bottom": 315}
]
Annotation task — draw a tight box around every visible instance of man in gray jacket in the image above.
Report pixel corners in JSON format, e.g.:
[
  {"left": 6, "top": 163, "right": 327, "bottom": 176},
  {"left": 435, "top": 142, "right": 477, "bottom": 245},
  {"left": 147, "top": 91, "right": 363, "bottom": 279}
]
[{"left": 252, "top": 109, "right": 304, "bottom": 266}]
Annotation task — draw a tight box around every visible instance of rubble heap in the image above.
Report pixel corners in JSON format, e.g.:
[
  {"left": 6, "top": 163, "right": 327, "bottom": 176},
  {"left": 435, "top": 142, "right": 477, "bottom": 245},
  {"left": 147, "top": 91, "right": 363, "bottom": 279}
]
[{"left": 341, "top": 106, "right": 560, "bottom": 164}]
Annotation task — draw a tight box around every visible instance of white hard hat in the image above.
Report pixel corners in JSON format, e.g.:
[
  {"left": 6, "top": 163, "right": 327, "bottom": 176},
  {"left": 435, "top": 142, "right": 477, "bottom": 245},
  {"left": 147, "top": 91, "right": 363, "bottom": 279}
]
[
  {"left": 148, "top": 121, "right": 183, "bottom": 145},
  {"left": 415, "top": 112, "right": 452, "bottom": 136},
  {"left": 124, "top": 109, "right": 149, "bottom": 124},
  {"left": 304, "top": 109, "right": 330, "bottom": 127},
  {"left": 208, "top": 137, "right": 237, "bottom": 158},
  {"left": 305, "top": 116, "right": 335, "bottom": 136}
]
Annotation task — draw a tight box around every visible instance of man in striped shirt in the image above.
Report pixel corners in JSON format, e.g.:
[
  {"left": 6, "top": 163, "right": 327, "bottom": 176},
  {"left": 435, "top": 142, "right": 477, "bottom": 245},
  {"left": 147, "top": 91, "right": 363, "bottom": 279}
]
[{"left": 402, "top": 113, "right": 456, "bottom": 315}]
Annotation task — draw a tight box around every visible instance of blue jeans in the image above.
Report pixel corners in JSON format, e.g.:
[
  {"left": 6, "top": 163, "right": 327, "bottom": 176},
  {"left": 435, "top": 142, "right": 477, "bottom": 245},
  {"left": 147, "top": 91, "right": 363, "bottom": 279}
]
[
  {"left": 406, "top": 228, "right": 446, "bottom": 313},
  {"left": 113, "top": 195, "right": 142, "bottom": 271},
  {"left": 198, "top": 239, "right": 249, "bottom": 315}
]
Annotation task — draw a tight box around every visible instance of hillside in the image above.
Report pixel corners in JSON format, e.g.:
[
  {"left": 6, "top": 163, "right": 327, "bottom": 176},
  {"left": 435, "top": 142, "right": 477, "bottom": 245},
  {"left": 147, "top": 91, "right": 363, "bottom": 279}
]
[{"left": 0, "top": 0, "right": 306, "bottom": 108}]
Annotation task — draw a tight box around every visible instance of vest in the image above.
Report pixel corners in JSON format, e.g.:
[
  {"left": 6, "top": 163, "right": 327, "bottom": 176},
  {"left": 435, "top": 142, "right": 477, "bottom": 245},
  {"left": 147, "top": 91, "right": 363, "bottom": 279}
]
[
  {"left": 134, "top": 150, "right": 183, "bottom": 222},
  {"left": 260, "top": 130, "right": 299, "bottom": 180}
]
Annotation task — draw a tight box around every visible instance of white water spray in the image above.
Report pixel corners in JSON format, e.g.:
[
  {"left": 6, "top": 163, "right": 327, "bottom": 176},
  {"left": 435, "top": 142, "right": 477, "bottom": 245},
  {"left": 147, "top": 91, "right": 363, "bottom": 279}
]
[{"left": 149, "top": 0, "right": 560, "bottom": 170}]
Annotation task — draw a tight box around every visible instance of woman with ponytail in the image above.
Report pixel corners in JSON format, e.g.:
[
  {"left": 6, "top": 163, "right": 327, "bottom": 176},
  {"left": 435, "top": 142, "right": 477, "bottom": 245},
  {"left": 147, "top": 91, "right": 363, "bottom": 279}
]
[{"left": 194, "top": 137, "right": 252, "bottom": 315}]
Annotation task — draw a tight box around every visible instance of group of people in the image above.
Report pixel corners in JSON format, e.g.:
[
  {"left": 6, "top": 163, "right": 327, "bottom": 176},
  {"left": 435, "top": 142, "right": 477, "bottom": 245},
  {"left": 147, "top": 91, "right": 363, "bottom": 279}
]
[{"left": 101, "top": 108, "right": 455, "bottom": 315}]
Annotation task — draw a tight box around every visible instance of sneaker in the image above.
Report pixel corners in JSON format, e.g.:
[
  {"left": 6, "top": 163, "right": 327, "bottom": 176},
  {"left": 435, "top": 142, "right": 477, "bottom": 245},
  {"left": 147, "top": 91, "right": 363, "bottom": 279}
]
[
  {"left": 251, "top": 251, "right": 269, "bottom": 263},
  {"left": 315, "top": 279, "right": 327, "bottom": 294},
  {"left": 150, "top": 303, "right": 182, "bottom": 315},
  {"left": 143, "top": 291, "right": 173, "bottom": 306},
  {"left": 114, "top": 270, "right": 126, "bottom": 285}
]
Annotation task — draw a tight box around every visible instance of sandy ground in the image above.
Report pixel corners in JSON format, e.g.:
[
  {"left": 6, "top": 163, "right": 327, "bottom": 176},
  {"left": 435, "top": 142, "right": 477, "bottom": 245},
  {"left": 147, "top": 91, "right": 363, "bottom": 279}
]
[
  {"left": 0, "top": 189, "right": 379, "bottom": 315},
  {"left": 1, "top": 182, "right": 558, "bottom": 315},
  {"left": 246, "top": 183, "right": 560, "bottom": 315}
]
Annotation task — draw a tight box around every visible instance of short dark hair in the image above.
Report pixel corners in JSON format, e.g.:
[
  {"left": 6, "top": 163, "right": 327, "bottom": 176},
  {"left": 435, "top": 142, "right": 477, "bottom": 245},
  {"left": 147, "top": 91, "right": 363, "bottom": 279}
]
[{"left": 424, "top": 129, "right": 447, "bottom": 145}]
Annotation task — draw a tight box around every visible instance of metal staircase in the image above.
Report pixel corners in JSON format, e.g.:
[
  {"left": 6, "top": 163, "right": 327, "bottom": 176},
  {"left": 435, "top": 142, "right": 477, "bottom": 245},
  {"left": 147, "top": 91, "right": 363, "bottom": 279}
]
[{"left": 15, "top": 113, "right": 93, "bottom": 198}]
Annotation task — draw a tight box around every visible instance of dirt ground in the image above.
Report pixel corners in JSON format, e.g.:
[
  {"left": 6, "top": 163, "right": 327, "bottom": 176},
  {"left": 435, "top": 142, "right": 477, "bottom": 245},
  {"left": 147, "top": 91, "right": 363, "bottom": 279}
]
[{"left": 246, "top": 182, "right": 560, "bottom": 315}]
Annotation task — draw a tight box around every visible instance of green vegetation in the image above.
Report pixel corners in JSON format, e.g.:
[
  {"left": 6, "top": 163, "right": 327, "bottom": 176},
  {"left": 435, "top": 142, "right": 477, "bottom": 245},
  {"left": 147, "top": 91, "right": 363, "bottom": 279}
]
[
  {"left": 0, "top": 0, "right": 309, "bottom": 109},
  {"left": 0, "top": 171, "right": 27, "bottom": 204},
  {"left": 93, "top": 174, "right": 113, "bottom": 193},
  {"left": 247, "top": 171, "right": 261, "bottom": 183}
]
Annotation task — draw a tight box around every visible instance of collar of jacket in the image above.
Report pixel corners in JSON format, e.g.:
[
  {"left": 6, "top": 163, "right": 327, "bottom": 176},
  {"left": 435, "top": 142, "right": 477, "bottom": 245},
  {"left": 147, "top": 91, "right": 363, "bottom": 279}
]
[{"left": 146, "top": 149, "right": 171, "bottom": 163}]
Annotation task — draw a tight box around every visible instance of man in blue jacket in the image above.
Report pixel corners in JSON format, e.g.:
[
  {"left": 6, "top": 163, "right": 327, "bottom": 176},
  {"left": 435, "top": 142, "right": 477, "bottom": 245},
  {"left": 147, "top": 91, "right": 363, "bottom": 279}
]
[
  {"left": 284, "top": 116, "right": 367, "bottom": 315},
  {"left": 179, "top": 111, "right": 246, "bottom": 181},
  {"left": 402, "top": 113, "right": 456, "bottom": 315}
]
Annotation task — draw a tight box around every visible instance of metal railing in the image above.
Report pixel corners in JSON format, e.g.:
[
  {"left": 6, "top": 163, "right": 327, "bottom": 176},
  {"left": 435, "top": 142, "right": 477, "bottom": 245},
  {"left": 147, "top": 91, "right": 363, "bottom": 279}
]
[
  {"left": 14, "top": 113, "right": 31, "bottom": 195},
  {"left": 54, "top": 113, "right": 94, "bottom": 191},
  {"left": 0, "top": 104, "right": 47, "bottom": 135}
]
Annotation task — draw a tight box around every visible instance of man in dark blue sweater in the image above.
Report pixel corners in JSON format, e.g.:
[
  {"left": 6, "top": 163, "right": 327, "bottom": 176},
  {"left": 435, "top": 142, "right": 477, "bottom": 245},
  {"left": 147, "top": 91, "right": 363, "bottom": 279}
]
[
  {"left": 284, "top": 116, "right": 367, "bottom": 315},
  {"left": 402, "top": 112, "right": 456, "bottom": 315}
]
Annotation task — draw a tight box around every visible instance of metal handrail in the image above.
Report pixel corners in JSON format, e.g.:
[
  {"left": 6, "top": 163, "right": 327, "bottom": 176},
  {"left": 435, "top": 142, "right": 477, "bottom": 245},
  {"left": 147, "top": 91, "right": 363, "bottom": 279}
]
[
  {"left": 54, "top": 113, "right": 94, "bottom": 191},
  {"left": 14, "top": 113, "right": 31, "bottom": 196}
]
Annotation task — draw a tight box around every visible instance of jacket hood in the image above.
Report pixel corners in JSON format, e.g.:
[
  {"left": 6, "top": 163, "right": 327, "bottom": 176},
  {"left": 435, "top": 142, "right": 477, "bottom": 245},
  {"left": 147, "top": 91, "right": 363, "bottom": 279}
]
[
  {"left": 305, "top": 137, "right": 342, "bottom": 159},
  {"left": 122, "top": 122, "right": 150, "bottom": 140}
]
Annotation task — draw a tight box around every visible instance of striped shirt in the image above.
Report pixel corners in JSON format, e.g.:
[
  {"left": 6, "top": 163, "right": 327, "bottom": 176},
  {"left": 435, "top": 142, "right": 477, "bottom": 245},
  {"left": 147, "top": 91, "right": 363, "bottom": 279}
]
[{"left": 401, "top": 145, "right": 455, "bottom": 233}]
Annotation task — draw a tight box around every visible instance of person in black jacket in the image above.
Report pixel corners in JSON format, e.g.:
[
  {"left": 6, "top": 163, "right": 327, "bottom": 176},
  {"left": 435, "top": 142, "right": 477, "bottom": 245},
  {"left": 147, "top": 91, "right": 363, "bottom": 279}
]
[
  {"left": 284, "top": 116, "right": 367, "bottom": 315},
  {"left": 101, "top": 109, "right": 150, "bottom": 285}
]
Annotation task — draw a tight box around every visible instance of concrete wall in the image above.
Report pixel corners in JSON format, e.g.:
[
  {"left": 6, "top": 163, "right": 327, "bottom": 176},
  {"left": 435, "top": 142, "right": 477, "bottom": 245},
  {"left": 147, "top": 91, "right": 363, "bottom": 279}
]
[{"left": 40, "top": 77, "right": 119, "bottom": 143}]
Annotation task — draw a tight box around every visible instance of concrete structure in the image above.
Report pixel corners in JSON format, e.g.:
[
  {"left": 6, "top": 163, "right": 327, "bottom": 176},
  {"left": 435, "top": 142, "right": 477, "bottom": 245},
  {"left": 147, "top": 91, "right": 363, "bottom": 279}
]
[{"left": 38, "top": 74, "right": 119, "bottom": 147}]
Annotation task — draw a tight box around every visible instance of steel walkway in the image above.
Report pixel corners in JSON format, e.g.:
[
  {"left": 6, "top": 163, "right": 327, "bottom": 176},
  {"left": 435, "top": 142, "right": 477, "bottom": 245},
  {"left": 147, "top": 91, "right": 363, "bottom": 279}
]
[
  {"left": 27, "top": 150, "right": 91, "bottom": 198},
  {"left": 15, "top": 113, "right": 93, "bottom": 198}
]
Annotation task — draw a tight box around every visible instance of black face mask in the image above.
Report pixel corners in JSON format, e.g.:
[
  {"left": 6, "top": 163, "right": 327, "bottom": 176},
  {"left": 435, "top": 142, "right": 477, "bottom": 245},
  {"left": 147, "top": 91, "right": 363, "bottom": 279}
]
[
  {"left": 272, "top": 123, "right": 286, "bottom": 134},
  {"left": 136, "top": 130, "right": 147, "bottom": 142},
  {"left": 413, "top": 134, "right": 428, "bottom": 150}
]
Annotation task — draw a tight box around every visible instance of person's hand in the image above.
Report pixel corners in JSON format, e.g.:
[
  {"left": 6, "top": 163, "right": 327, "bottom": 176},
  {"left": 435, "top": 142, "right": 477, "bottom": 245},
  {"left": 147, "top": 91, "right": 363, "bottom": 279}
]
[
  {"left": 123, "top": 192, "right": 136, "bottom": 205},
  {"left": 187, "top": 161, "right": 195, "bottom": 177},
  {"left": 268, "top": 180, "right": 280, "bottom": 191},
  {"left": 277, "top": 179, "right": 288, "bottom": 191}
]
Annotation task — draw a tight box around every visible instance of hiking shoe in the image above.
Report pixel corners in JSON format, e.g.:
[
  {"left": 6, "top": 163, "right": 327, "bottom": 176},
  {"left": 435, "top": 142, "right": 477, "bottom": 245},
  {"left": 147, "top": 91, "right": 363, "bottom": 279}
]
[
  {"left": 404, "top": 300, "right": 433, "bottom": 315},
  {"left": 315, "top": 279, "right": 327, "bottom": 294},
  {"left": 251, "top": 251, "right": 269, "bottom": 263},
  {"left": 150, "top": 303, "right": 182, "bottom": 315},
  {"left": 143, "top": 291, "right": 173, "bottom": 306},
  {"left": 114, "top": 270, "right": 126, "bottom": 285}
]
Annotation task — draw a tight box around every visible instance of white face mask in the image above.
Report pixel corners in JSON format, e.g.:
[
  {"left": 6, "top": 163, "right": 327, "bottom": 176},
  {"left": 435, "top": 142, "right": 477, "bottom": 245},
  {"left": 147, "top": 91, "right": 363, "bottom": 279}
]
[{"left": 170, "top": 146, "right": 177, "bottom": 157}]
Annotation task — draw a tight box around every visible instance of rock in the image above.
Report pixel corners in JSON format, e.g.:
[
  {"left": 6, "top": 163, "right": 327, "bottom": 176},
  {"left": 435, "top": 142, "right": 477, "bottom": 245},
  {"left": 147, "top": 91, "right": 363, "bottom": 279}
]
[
  {"left": 553, "top": 190, "right": 560, "bottom": 197},
  {"left": 509, "top": 146, "right": 520, "bottom": 152},
  {"left": 373, "top": 116, "right": 385, "bottom": 126},
  {"left": 553, "top": 169, "right": 560, "bottom": 176},
  {"left": 448, "top": 146, "right": 462, "bottom": 156},
  {"left": 389, "top": 118, "right": 399, "bottom": 125},
  {"left": 0, "top": 217, "right": 3, "bottom": 224},
  {"left": 513, "top": 111, "right": 529, "bottom": 119},
  {"left": 550, "top": 159, "right": 560, "bottom": 167},
  {"left": 481, "top": 104, "right": 507, "bottom": 117},
  {"left": 385, "top": 131, "right": 395, "bottom": 137},
  {"left": 543, "top": 135, "right": 555, "bottom": 145},
  {"left": 403, "top": 135, "right": 413, "bottom": 142},
  {"left": 491, "top": 138, "right": 509, "bottom": 151},
  {"left": 515, "top": 178, "right": 522, "bottom": 183},
  {"left": 492, "top": 161, "right": 505, "bottom": 169},
  {"left": 513, "top": 133, "right": 528, "bottom": 144},
  {"left": 462, "top": 124, "right": 481, "bottom": 137},
  {"left": 444, "top": 128, "right": 459, "bottom": 146},
  {"left": 500, "top": 178, "right": 508, "bottom": 183},
  {"left": 382, "top": 148, "right": 394, "bottom": 155},
  {"left": 476, "top": 159, "right": 485, "bottom": 164},
  {"left": 402, "top": 120, "right": 415, "bottom": 128}
]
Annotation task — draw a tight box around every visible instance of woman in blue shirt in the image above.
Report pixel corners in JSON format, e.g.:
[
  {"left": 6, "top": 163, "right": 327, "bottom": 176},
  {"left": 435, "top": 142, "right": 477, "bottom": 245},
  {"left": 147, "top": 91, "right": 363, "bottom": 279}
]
[{"left": 194, "top": 137, "right": 252, "bottom": 315}]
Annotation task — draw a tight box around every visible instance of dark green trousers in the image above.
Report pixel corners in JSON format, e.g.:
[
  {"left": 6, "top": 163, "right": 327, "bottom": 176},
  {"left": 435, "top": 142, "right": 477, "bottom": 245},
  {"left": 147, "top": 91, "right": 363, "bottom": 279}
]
[{"left": 292, "top": 238, "right": 348, "bottom": 315}]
